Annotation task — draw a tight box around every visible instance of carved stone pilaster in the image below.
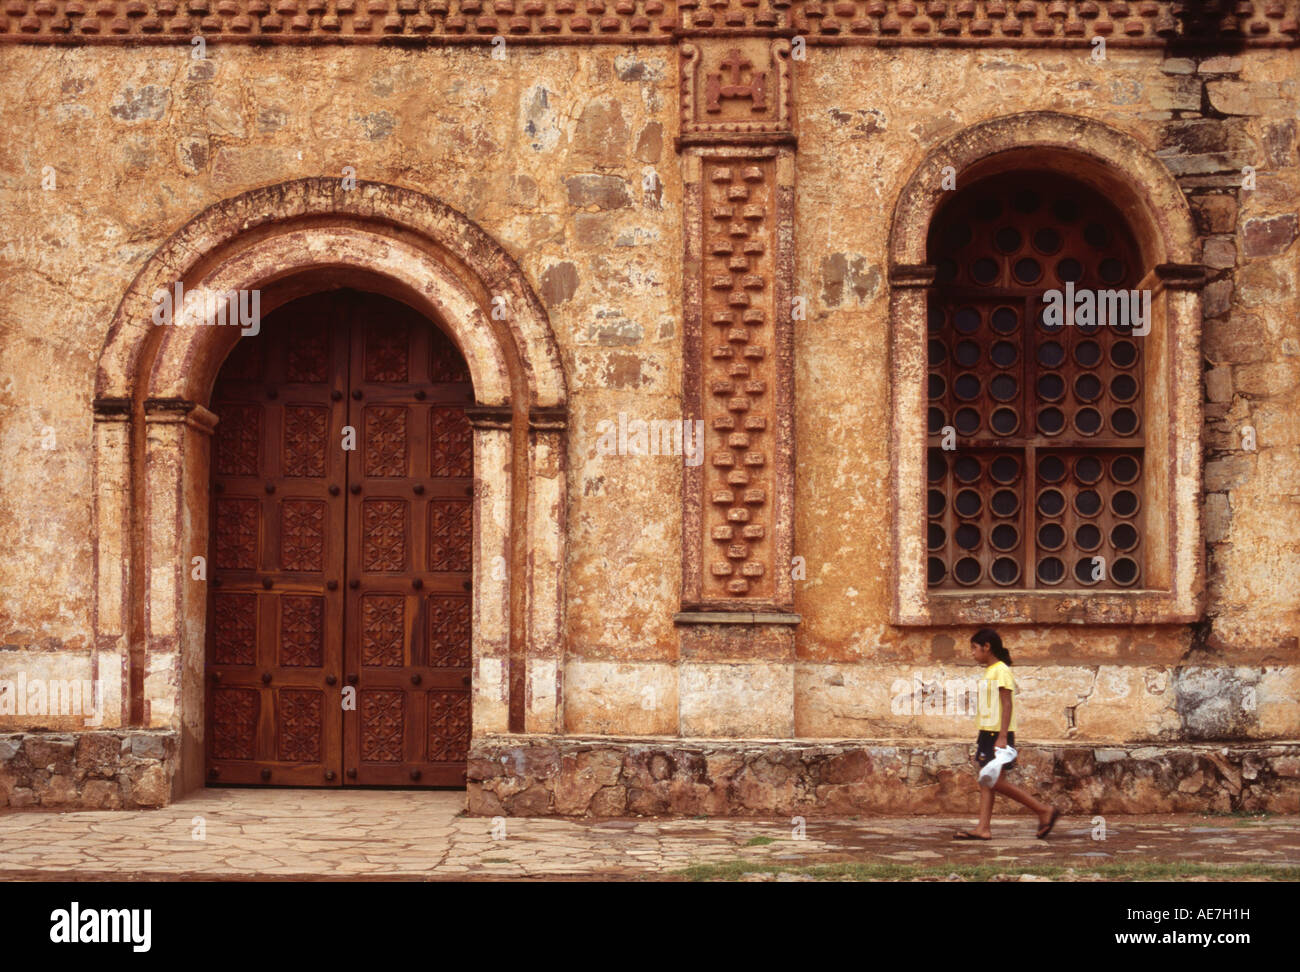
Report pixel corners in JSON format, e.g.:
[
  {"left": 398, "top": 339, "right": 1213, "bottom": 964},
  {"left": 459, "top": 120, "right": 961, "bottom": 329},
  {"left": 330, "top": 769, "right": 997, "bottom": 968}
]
[{"left": 678, "top": 26, "right": 797, "bottom": 623}]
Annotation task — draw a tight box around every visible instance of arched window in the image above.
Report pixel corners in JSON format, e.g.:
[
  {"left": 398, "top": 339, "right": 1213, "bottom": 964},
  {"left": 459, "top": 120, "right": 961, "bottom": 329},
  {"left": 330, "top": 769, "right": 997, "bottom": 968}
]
[{"left": 925, "top": 171, "right": 1147, "bottom": 592}]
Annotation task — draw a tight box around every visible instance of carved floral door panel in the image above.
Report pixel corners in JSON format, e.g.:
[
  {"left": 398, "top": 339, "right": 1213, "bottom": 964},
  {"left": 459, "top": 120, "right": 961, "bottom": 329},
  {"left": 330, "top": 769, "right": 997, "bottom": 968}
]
[
  {"left": 343, "top": 296, "right": 474, "bottom": 787},
  {"left": 206, "top": 290, "right": 473, "bottom": 788}
]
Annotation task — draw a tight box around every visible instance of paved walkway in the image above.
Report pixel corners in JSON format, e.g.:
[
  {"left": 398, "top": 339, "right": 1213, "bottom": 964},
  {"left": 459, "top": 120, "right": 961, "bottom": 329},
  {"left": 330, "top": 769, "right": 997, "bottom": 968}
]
[{"left": 1, "top": 790, "right": 1297, "bottom": 880}]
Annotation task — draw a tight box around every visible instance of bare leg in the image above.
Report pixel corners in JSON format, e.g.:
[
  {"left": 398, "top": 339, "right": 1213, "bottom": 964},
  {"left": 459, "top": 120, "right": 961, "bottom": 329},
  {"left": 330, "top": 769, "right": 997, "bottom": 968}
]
[
  {"left": 993, "top": 777, "right": 1055, "bottom": 828},
  {"left": 974, "top": 784, "right": 995, "bottom": 837}
]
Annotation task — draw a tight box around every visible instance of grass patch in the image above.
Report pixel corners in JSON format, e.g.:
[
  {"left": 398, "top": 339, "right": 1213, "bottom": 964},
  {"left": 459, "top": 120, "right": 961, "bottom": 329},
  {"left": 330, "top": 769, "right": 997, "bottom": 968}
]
[
  {"left": 744, "top": 836, "right": 776, "bottom": 847},
  {"left": 676, "top": 858, "right": 1300, "bottom": 883}
]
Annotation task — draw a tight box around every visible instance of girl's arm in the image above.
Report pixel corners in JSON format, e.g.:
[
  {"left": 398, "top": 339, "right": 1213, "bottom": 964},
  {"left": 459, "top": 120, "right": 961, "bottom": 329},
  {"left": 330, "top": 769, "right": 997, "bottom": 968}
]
[{"left": 998, "top": 686, "right": 1013, "bottom": 747}]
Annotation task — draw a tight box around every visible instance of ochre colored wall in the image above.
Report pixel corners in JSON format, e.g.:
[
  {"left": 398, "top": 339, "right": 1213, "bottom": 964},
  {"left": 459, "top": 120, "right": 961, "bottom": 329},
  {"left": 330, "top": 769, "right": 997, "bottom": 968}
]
[{"left": 0, "top": 42, "right": 1296, "bottom": 743}]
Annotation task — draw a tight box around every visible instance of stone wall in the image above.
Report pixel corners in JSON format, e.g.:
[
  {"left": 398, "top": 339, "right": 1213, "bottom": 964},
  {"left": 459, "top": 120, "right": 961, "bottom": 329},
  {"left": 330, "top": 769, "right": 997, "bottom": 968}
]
[
  {"left": 0, "top": 29, "right": 1296, "bottom": 782},
  {"left": 0, "top": 731, "right": 178, "bottom": 809},
  {"left": 0, "top": 42, "right": 681, "bottom": 731},
  {"left": 468, "top": 735, "right": 1300, "bottom": 816}
]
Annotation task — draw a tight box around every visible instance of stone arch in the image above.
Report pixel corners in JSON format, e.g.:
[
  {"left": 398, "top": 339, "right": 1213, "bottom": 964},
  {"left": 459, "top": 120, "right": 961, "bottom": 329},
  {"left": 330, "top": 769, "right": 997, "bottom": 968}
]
[
  {"left": 885, "top": 111, "right": 1204, "bottom": 626},
  {"left": 889, "top": 110, "right": 1198, "bottom": 271},
  {"left": 98, "top": 178, "right": 566, "bottom": 409},
  {"left": 91, "top": 180, "right": 568, "bottom": 797}
]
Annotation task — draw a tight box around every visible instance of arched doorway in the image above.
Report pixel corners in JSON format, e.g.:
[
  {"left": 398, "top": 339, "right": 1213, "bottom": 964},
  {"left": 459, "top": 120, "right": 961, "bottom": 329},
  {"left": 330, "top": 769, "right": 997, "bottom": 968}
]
[
  {"left": 205, "top": 289, "right": 474, "bottom": 787},
  {"left": 92, "top": 179, "right": 568, "bottom": 799}
]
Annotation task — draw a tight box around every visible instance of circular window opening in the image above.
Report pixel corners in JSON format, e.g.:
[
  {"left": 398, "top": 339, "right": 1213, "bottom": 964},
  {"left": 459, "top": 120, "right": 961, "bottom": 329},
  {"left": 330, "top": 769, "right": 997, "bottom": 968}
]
[
  {"left": 955, "top": 340, "right": 981, "bottom": 367},
  {"left": 972, "top": 258, "right": 1000, "bottom": 284},
  {"left": 991, "top": 341, "right": 1018, "bottom": 368},
  {"left": 1036, "top": 488, "right": 1065, "bottom": 517},
  {"left": 991, "top": 523, "right": 1019, "bottom": 551},
  {"left": 991, "top": 557, "right": 1021, "bottom": 586},
  {"left": 955, "top": 489, "right": 983, "bottom": 518},
  {"left": 955, "top": 455, "right": 982, "bottom": 483},
  {"left": 928, "top": 522, "right": 947, "bottom": 550},
  {"left": 953, "top": 556, "right": 982, "bottom": 586},
  {"left": 1037, "top": 407, "right": 1065, "bottom": 436},
  {"left": 1074, "top": 489, "right": 1103, "bottom": 517},
  {"left": 990, "top": 455, "right": 1021, "bottom": 484},
  {"left": 1037, "top": 455, "right": 1065, "bottom": 483},
  {"left": 996, "top": 227, "right": 1023, "bottom": 253},
  {"left": 991, "top": 306, "right": 1019, "bottom": 334},
  {"left": 991, "top": 488, "right": 1020, "bottom": 518},
  {"left": 990, "top": 407, "right": 1020, "bottom": 436},
  {"left": 1037, "top": 522, "right": 1065, "bottom": 551},
  {"left": 1036, "top": 556, "right": 1065, "bottom": 585}
]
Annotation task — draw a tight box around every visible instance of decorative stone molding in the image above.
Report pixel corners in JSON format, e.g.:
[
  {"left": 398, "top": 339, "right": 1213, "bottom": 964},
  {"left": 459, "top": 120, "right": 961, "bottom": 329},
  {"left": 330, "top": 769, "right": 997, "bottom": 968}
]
[
  {"left": 790, "top": 0, "right": 1300, "bottom": 44},
  {"left": 2, "top": 1, "right": 1294, "bottom": 45},
  {"left": 0, "top": 0, "right": 677, "bottom": 41},
  {"left": 679, "top": 39, "right": 796, "bottom": 147},
  {"left": 680, "top": 145, "right": 797, "bottom": 613},
  {"left": 888, "top": 112, "right": 1204, "bottom": 625}
]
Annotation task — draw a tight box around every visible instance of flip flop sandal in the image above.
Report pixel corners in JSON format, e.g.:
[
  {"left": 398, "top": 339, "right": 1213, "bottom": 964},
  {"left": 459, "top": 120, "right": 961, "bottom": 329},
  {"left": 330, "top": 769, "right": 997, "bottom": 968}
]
[
  {"left": 953, "top": 831, "right": 992, "bottom": 840},
  {"left": 1036, "top": 808, "right": 1061, "bottom": 839}
]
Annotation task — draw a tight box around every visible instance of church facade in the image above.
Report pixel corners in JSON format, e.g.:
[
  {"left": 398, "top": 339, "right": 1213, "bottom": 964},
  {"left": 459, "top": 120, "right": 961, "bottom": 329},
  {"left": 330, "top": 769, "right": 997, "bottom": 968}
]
[{"left": 0, "top": 0, "right": 1297, "bottom": 814}]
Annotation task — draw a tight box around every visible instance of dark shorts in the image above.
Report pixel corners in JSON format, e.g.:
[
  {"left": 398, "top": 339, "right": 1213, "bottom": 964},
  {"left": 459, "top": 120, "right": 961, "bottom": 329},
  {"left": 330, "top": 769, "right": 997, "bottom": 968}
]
[{"left": 975, "top": 730, "right": 1016, "bottom": 768}]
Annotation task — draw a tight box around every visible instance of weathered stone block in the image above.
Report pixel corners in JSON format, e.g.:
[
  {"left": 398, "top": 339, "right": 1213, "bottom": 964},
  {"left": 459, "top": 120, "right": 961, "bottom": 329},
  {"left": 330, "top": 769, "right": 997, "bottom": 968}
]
[
  {"left": 34, "top": 774, "right": 77, "bottom": 805},
  {"left": 129, "top": 733, "right": 167, "bottom": 761},
  {"left": 1205, "top": 81, "right": 1258, "bottom": 116},
  {"left": 8, "top": 787, "right": 37, "bottom": 808},
  {"left": 1205, "top": 367, "right": 1234, "bottom": 403},
  {"left": 1202, "top": 279, "right": 1234, "bottom": 318},
  {"left": 125, "top": 764, "right": 169, "bottom": 808},
  {"left": 24, "top": 736, "right": 75, "bottom": 773},
  {"left": 1235, "top": 362, "right": 1300, "bottom": 398},
  {"left": 1201, "top": 237, "right": 1236, "bottom": 270},
  {"left": 1242, "top": 214, "right": 1299, "bottom": 258},
  {"left": 564, "top": 174, "right": 632, "bottom": 211},
  {"left": 821, "top": 749, "right": 872, "bottom": 784},
  {"left": 1190, "top": 193, "right": 1239, "bottom": 234},
  {"left": 590, "top": 785, "right": 628, "bottom": 816},
  {"left": 1199, "top": 57, "right": 1244, "bottom": 74},
  {"left": 0, "top": 736, "right": 21, "bottom": 763},
  {"left": 80, "top": 779, "right": 124, "bottom": 810},
  {"left": 1204, "top": 493, "right": 1231, "bottom": 543},
  {"left": 75, "top": 733, "right": 122, "bottom": 778}
]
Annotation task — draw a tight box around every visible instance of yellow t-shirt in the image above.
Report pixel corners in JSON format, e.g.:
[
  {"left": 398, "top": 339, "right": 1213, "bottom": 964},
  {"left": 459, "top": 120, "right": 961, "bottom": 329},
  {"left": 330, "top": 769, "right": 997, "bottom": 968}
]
[{"left": 977, "top": 661, "right": 1017, "bottom": 732}]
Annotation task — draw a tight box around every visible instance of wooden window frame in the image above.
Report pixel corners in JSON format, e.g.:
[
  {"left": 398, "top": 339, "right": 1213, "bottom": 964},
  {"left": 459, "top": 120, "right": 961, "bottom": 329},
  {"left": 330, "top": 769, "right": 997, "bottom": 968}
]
[{"left": 885, "top": 115, "right": 1207, "bottom": 626}]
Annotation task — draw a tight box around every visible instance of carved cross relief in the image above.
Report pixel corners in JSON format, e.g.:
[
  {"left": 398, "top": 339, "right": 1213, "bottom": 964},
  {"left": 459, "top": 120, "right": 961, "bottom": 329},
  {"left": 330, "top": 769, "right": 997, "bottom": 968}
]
[{"left": 705, "top": 49, "right": 768, "bottom": 114}]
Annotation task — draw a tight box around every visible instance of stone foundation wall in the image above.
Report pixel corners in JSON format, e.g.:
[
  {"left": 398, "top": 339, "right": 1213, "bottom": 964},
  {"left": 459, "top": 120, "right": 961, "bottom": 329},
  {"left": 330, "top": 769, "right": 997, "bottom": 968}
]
[
  {"left": 0, "top": 731, "right": 178, "bottom": 810},
  {"left": 467, "top": 735, "right": 1300, "bottom": 817}
]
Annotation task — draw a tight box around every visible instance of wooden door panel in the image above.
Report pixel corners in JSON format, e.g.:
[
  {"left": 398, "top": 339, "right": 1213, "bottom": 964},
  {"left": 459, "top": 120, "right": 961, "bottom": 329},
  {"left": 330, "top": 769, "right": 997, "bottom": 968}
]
[
  {"left": 344, "top": 294, "right": 473, "bottom": 787},
  {"left": 206, "top": 293, "right": 349, "bottom": 787}
]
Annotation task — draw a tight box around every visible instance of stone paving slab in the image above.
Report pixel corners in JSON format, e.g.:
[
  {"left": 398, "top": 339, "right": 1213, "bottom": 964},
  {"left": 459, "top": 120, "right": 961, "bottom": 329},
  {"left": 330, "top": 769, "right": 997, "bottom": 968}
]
[{"left": 1, "top": 789, "right": 1297, "bottom": 881}]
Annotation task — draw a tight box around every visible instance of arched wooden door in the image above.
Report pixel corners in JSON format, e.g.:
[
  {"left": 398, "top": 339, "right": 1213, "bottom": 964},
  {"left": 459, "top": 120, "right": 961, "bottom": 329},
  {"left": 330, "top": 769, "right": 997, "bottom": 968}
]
[{"left": 205, "top": 289, "right": 474, "bottom": 787}]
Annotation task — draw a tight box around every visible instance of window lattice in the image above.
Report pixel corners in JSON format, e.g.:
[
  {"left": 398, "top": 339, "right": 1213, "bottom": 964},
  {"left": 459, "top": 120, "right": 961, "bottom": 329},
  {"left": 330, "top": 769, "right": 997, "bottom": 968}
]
[{"left": 925, "top": 172, "right": 1146, "bottom": 591}]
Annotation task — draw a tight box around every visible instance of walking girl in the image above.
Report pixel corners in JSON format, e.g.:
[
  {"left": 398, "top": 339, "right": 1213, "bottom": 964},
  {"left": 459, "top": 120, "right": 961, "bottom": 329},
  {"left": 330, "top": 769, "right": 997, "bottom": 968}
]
[{"left": 954, "top": 627, "right": 1061, "bottom": 840}]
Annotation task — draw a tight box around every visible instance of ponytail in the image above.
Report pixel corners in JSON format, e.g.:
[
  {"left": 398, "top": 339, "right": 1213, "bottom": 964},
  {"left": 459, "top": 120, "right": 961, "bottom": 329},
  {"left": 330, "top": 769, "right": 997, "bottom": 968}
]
[{"left": 973, "top": 627, "right": 1012, "bottom": 666}]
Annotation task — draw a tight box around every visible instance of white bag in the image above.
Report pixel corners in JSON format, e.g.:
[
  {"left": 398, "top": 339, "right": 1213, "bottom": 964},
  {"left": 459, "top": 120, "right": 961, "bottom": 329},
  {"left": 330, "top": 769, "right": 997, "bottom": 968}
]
[{"left": 978, "top": 744, "right": 1018, "bottom": 788}]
